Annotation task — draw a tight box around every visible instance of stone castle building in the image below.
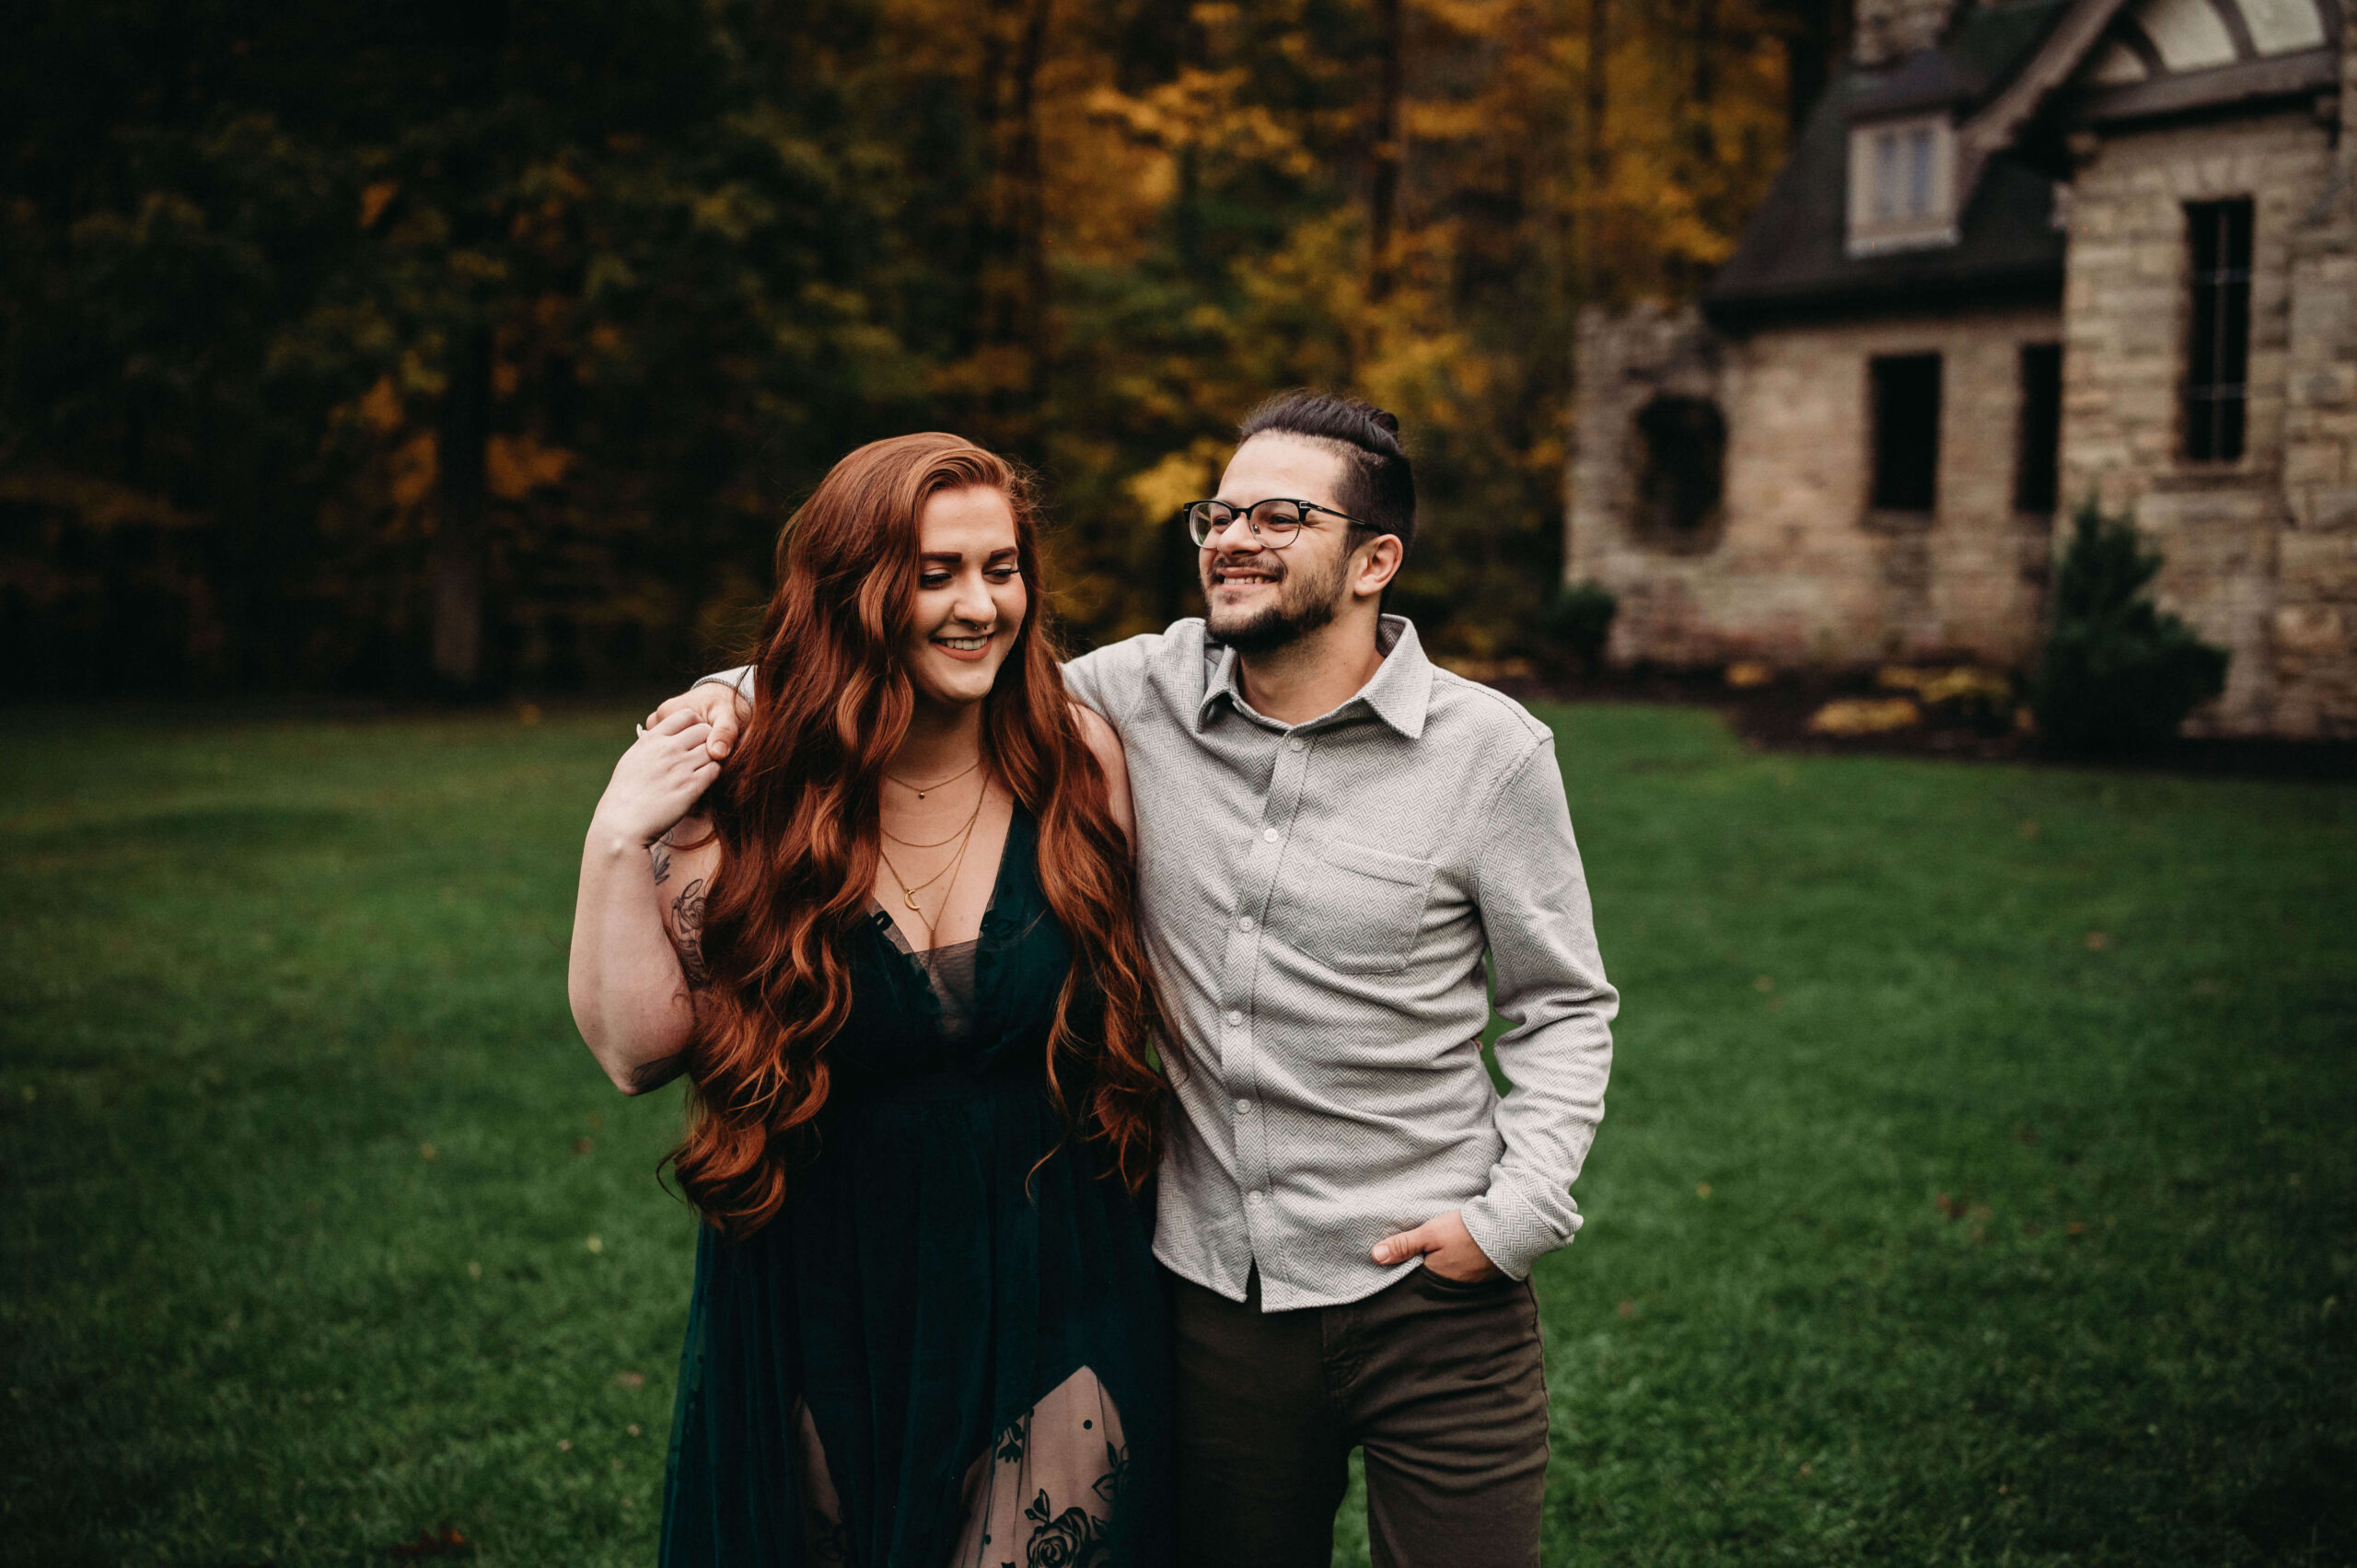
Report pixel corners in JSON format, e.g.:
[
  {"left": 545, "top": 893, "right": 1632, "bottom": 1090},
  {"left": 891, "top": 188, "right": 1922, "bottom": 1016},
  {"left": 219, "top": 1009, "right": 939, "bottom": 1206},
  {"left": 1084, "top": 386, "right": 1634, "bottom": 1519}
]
[{"left": 1566, "top": 0, "right": 2357, "bottom": 735}]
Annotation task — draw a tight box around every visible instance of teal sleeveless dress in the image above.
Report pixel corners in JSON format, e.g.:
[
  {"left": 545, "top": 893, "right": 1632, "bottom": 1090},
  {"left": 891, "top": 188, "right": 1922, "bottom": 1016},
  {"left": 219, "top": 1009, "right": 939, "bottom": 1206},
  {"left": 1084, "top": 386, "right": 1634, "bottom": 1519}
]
[{"left": 658, "top": 811, "right": 1174, "bottom": 1568}]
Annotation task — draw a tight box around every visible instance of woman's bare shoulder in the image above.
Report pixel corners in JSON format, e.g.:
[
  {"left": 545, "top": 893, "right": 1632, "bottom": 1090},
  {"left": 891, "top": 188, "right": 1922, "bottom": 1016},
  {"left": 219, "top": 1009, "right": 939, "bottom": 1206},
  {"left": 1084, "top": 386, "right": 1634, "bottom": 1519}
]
[{"left": 1066, "top": 703, "right": 1134, "bottom": 842}]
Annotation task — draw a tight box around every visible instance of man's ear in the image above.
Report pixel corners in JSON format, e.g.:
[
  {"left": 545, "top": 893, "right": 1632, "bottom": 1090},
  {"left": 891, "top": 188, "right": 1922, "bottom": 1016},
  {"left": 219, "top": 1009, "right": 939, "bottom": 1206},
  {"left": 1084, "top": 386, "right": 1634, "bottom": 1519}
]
[{"left": 1352, "top": 533, "right": 1404, "bottom": 600}]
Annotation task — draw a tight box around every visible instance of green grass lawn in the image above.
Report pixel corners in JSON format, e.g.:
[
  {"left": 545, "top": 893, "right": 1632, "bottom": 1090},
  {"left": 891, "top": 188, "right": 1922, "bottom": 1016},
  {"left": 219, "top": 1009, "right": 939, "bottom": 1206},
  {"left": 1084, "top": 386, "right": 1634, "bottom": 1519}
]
[{"left": 3, "top": 703, "right": 2351, "bottom": 1567}]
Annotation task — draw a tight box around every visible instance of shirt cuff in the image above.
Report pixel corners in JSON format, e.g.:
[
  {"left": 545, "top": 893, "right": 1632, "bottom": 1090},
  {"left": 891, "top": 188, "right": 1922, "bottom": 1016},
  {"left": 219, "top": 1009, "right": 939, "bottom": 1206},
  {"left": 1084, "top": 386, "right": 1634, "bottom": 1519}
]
[
  {"left": 1459, "top": 1182, "right": 1579, "bottom": 1283},
  {"left": 692, "top": 666, "right": 755, "bottom": 699}
]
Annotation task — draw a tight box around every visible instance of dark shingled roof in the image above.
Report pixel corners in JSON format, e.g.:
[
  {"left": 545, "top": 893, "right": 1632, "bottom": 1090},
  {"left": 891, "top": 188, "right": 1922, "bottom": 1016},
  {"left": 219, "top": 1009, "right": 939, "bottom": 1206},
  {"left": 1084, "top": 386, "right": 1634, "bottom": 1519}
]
[{"left": 1702, "top": 0, "right": 2073, "bottom": 326}]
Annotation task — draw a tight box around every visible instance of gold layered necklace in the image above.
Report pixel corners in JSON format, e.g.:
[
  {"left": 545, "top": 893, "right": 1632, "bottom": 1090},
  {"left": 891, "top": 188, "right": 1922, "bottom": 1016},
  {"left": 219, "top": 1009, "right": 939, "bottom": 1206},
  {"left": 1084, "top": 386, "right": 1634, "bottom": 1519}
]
[{"left": 877, "top": 773, "right": 988, "bottom": 935}]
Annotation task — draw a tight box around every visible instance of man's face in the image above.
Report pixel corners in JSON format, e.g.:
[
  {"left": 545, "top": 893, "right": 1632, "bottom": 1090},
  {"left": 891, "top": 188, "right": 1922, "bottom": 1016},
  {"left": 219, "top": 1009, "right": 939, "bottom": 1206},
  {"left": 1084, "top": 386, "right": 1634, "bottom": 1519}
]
[{"left": 1200, "top": 434, "right": 1364, "bottom": 654}]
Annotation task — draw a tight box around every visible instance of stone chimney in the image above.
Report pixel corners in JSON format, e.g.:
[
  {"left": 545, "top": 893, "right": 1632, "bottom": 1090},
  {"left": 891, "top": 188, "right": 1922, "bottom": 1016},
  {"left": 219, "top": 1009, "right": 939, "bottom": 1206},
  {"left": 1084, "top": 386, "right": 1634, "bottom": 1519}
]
[{"left": 1852, "top": 0, "right": 1960, "bottom": 66}]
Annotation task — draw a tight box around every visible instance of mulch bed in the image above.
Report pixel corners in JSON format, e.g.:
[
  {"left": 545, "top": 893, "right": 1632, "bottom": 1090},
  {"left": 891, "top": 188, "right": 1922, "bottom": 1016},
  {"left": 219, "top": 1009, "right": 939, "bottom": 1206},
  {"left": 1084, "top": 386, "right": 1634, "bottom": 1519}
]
[{"left": 1485, "top": 665, "right": 2357, "bottom": 783}]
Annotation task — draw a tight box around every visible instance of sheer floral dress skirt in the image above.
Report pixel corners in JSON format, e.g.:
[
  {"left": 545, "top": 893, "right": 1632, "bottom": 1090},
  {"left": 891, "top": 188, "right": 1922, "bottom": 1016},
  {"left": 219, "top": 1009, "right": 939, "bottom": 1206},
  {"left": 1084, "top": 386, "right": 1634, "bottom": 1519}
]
[{"left": 656, "top": 851, "right": 1173, "bottom": 1568}]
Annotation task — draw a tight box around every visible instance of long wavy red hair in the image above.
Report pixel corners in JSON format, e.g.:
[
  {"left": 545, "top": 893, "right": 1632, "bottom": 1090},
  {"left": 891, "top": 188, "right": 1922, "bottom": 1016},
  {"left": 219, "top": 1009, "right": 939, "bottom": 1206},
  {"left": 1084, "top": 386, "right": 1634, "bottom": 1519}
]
[{"left": 668, "top": 433, "right": 1173, "bottom": 1241}]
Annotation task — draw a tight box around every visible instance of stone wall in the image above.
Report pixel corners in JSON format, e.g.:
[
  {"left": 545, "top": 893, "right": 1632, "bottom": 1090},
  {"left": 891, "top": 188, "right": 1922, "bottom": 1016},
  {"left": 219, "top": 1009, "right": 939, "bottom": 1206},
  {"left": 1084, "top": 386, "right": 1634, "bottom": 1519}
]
[
  {"left": 2061, "top": 99, "right": 2349, "bottom": 733},
  {"left": 2270, "top": 17, "right": 2357, "bottom": 734},
  {"left": 1568, "top": 21, "right": 2357, "bottom": 737},
  {"left": 1569, "top": 299, "right": 2062, "bottom": 669}
]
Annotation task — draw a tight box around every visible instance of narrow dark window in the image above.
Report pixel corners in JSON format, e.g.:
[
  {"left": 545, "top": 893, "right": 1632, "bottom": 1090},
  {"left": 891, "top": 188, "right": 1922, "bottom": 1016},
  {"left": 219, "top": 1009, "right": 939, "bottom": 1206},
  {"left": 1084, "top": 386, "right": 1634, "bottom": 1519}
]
[
  {"left": 1635, "top": 394, "right": 1727, "bottom": 539},
  {"left": 2184, "top": 198, "right": 2251, "bottom": 462},
  {"left": 1870, "top": 353, "right": 1942, "bottom": 513},
  {"left": 2015, "top": 343, "right": 2062, "bottom": 514}
]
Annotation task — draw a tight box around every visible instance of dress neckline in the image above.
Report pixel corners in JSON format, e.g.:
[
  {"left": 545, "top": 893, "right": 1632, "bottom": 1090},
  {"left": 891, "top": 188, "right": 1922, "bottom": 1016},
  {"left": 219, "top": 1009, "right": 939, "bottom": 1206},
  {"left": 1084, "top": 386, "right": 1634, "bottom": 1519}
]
[{"left": 867, "top": 807, "right": 1029, "bottom": 956}]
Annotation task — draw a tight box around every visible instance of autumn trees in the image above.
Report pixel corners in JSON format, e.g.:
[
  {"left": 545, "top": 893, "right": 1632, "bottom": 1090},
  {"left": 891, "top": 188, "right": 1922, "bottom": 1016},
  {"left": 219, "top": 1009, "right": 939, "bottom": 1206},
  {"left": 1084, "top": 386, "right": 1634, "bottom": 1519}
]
[{"left": 2, "top": 0, "right": 1829, "bottom": 696}]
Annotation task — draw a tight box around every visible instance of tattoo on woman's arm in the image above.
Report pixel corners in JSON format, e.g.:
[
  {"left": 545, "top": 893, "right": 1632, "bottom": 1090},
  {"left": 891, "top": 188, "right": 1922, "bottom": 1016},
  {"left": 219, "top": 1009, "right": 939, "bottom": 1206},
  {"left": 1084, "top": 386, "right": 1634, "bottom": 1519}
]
[
  {"left": 650, "top": 843, "right": 672, "bottom": 886},
  {"left": 670, "top": 877, "right": 711, "bottom": 991}
]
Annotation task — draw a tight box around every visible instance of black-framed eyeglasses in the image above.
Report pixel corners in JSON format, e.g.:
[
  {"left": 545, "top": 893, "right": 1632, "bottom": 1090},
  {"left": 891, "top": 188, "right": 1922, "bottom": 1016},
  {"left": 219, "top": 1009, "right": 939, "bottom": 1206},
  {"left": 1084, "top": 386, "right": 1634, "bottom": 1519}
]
[{"left": 1181, "top": 496, "right": 1367, "bottom": 550}]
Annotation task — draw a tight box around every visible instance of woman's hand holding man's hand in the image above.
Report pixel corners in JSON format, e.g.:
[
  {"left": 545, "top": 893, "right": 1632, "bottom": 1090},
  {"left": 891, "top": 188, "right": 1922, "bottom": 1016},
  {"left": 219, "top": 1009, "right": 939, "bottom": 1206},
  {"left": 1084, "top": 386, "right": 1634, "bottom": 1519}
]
[
  {"left": 590, "top": 706, "right": 721, "bottom": 849},
  {"left": 648, "top": 681, "right": 748, "bottom": 761}
]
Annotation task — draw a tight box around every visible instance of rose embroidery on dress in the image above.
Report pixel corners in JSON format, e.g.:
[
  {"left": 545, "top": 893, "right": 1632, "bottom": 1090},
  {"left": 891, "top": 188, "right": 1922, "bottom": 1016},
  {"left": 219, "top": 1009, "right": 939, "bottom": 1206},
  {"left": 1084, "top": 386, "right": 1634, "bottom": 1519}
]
[
  {"left": 1023, "top": 1489, "right": 1110, "bottom": 1568},
  {"left": 994, "top": 1412, "right": 1029, "bottom": 1468},
  {"left": 1090, "top": 1442, "right": 1128, "bottom": 1508}
]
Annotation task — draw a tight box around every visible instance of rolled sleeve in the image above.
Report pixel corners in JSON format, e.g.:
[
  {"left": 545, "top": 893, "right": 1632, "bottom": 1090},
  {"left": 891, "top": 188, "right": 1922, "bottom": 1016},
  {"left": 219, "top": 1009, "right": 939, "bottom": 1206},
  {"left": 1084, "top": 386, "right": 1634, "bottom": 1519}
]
[
  {"left": 693, "top": 665, "right": 757, "bottom": 700},
  {"left": 1458, "top": 737, "right": 1618, "bottom": 1280},
  {"left": 1059, "top": 633, "right": 1159, "bottom": 735}
]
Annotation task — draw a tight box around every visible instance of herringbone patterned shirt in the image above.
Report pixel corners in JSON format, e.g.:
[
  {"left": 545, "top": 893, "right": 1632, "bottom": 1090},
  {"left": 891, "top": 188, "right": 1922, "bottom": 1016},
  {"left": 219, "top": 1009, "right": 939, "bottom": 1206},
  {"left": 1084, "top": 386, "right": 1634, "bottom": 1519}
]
[{"left": 1060, "top": 616, "right": 1617, "bottom": 1309}]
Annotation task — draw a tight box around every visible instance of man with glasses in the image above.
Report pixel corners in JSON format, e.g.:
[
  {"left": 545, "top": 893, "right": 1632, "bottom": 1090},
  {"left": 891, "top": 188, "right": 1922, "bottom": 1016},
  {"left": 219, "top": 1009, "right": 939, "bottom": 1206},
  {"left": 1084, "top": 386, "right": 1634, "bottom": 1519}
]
[{"left": 656, "top": 391, "right": 1617, "bottom": 1568}]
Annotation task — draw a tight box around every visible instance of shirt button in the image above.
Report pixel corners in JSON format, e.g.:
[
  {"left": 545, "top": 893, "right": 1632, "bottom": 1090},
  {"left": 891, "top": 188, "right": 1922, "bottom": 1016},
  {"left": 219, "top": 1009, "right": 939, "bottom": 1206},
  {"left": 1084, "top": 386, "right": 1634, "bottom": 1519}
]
[
  {"left": 1225, "top": 1009, "right": 1243, "bottom": 1028},
  {"left": 1238, "top": 915, "right": 1255, "bottom": 932},
  {"left": 1262, "top": 827, "right": 1280, "bottom": 843},
  {"left": 1247, "top": 1191, "right": 1266, "bottom": 1206},
  {"left": 1236, "top": 1098, "right": 1252, "bottom": 1114},
  {"left": 1288, "top": 738, "right": 1306, "bottom": 752}
]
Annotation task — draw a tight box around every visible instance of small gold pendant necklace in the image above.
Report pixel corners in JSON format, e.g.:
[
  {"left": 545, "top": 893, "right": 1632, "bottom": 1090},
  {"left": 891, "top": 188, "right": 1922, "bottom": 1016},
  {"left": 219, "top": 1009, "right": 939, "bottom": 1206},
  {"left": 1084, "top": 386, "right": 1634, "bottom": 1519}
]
[{"left": 888, "top": 753, "right": 984, "bottom": 801}]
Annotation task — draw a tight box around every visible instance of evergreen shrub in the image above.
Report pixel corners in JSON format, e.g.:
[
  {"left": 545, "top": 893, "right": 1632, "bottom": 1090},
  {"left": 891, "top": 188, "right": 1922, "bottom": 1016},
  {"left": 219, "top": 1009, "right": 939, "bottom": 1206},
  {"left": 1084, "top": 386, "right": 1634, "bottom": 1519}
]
[
  {"left": 1546, "top": 580, "right": 1620, "bottom": 675},
  {"left": 2031, "top": 499, "right": 2229, "bottom": 753}
]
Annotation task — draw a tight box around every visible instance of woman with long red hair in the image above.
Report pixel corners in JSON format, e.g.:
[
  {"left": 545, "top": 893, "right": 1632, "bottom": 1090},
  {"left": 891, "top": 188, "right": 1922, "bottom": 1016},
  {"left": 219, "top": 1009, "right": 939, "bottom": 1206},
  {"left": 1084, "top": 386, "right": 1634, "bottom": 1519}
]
[{"left": 568, "top": 433, "right": 1175, "bottom": 1566}]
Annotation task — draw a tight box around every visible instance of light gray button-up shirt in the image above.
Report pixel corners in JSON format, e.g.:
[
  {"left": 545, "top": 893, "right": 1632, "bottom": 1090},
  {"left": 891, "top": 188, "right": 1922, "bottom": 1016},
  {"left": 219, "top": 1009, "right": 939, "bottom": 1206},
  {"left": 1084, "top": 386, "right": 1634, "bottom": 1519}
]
[
  {"left": 699, "top": 614, "right": 1616, "bottom": 1310},
  {"left": 1059, "top": 615, "right": 1617, "bottom": 1309}
]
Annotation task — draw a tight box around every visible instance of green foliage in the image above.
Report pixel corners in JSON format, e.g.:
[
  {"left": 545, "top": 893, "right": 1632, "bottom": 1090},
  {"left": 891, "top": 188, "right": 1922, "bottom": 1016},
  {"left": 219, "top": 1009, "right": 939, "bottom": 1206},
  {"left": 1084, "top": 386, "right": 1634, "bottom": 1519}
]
[
  {"left": 2032, "top": 498, "right": 2231, "bottom": 755},
  {"left": 3, "top": 0, "right": 1805, "bottom": 692},
  {"left": 0, "top": 0, "right": 946, "bottom": 695},
  {"left": 4, "top": 707, "right": 2353, "bottom": 1564},
  {"left": 1544, "top": 578, "right": 1620, "bottom": 673}
]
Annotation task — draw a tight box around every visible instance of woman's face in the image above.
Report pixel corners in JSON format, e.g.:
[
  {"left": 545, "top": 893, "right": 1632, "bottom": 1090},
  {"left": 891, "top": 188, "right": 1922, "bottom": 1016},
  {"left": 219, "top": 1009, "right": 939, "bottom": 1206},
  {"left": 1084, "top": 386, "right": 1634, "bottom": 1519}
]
[{"left": 903, "top": 485, "right": 1028, "bottom": 711}]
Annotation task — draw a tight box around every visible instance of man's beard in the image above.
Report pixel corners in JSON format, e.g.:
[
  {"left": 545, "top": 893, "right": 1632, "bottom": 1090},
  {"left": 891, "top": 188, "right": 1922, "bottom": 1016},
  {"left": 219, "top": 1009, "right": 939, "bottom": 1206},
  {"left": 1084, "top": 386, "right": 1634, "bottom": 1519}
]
[{"left": 1202, "top": 548, "right": 1349, "bottom": 654}]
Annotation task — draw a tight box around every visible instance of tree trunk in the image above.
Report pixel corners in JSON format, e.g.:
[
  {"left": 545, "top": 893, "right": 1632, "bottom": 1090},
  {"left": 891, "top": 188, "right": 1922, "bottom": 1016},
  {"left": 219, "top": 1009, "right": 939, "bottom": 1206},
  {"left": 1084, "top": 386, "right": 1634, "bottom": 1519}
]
[
  {"left": 431, "top": 322, "right": 492, "bottom": 692},
  {"left": 1368, "top": 0, "right": 1404, "bottom": 304},
  {"left": 1583, "top": 0, "right": 1611, "bottom": 293},
  {"left": 1586, "top": 0, "right": 1609, "bottom": 191},
  {"left": 1009, "top": 0, "right": 1052, "bottom": 414},
  {"left": 1691, "top": 0, "right": 1718, "bottom": 161},
  {"left": 969, "top": 0, "right": 1054, "bottom": 454},
  {"left": 1780, "top": 0, "right": 1845, "bottom": 136}
]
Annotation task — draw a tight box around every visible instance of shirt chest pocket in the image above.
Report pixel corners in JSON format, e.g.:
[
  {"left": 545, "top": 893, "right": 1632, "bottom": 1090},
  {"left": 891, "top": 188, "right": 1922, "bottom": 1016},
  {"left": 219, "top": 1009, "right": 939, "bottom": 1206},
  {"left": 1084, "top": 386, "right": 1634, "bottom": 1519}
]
[{"left": 1289, "top": 836, "right": 1436, "bottom": 975}]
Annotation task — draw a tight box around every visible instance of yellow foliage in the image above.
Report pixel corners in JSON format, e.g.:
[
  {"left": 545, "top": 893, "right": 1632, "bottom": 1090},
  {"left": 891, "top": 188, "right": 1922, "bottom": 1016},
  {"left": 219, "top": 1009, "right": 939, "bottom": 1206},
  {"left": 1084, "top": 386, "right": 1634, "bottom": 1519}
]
[
  {"left": 486, "top": 435, "right": 577, "bottom": 501},
  {"left": 1125, "top": 441, "right": 1228, "bottom": 530},
  {"left": 1877, "top": 665, "right": 2013, "bottom": 704},
  {"left": 0, "top": 467, "right": 199, "bottom": 531},
  {"left": 1806, "top": 698, "right": 1922, "bottom": 736},
  {"left": 358, "top": 376, "right": 404, "bottom": 433},
  {"left": 358, "top": 180, "right": 399, "bottom": 229},
  {"left": 389, "top": 433, "right": 438, "bottom": 510}
]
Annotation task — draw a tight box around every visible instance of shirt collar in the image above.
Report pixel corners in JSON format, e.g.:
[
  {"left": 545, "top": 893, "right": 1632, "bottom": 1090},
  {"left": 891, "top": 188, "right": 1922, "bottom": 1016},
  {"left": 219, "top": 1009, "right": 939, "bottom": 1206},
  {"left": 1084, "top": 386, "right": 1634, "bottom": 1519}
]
[{"left": 1195, "top": 614, "right": 1434, "bottom": 740}]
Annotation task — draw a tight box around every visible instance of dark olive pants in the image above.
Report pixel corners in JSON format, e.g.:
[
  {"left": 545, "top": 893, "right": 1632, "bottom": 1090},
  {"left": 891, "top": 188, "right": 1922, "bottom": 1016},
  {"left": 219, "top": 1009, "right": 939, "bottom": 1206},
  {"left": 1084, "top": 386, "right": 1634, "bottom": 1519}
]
[{"left": 1167, "top": 1265, "right": 1550, "bottom": 1568}]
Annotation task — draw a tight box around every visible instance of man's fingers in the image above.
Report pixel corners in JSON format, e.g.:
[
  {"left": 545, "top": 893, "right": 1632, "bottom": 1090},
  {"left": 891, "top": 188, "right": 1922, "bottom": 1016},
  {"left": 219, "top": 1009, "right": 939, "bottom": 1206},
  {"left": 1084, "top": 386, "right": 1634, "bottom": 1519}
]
[
  {"left": 649, "top": 691, "right": 700, "bottom": 725},
  {"left": 706, "top": 694, "right": 745, "bottom": 759},
  {"left": 651, "top": 704, "right": 701, "bottom": 737},
  {"left": 1371, "top": 1223, "right": 1434, "bottom": 1265}
]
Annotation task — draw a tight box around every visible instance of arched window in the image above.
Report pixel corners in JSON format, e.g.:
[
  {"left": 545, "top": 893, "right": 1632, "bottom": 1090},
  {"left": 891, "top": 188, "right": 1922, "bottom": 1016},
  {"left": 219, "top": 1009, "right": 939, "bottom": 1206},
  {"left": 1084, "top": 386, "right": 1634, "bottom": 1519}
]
[{"left": 1633, "top": 394, "right": 1726, "bottom": 549}]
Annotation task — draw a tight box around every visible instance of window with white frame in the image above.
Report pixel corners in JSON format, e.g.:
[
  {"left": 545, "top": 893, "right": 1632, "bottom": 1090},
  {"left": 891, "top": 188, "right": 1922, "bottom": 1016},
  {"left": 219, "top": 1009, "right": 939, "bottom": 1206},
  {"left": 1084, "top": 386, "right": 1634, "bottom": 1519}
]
[{"left": 1847, "top": 115, "right": 1958, "bottom": 256}]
